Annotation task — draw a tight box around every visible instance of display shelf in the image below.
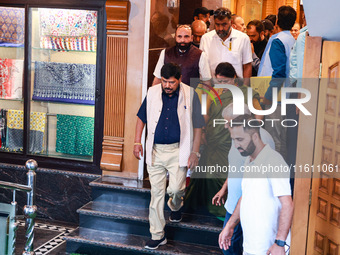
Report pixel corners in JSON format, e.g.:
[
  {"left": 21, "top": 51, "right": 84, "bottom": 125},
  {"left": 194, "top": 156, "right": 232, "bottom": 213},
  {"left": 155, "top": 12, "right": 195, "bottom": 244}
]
[
  {"left": 32, "top": 47, "right": 96, "bottom": 53},
  {"left": 31, "top": 99, "right": 95, "bottom": 106},
  {"left": 31, "top": 151, "right": 93, "bottom": 162},
  {"left": 0, "top": 45, "right": 24, "bottom": 49},
  {"left": 0, "top": 98, "right": 23, "bottom": 102}
]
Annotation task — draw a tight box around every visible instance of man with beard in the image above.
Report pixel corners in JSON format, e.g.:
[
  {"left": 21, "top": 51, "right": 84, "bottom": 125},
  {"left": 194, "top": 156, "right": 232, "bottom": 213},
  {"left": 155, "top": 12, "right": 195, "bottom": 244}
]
[
  {"left": 212, "top": 103, "right": 274, "bottom": 255},
  {"left": 246, "top": 19, "right": 267, "bottom": 75},
  {"left": 193, "top": 7, "right": 213, "bottom": 28},
  {"left": 199, "top": 7, "right": 252, "bottom": 80},
  {"left": 134, "top": 63, "right": 204, "bottom": 250},
  {"left": 219, "top": 115, "right": 293, "bottom": 255},
  {"left": 152, "top": 25, "right": 211, "bottom": 88}
]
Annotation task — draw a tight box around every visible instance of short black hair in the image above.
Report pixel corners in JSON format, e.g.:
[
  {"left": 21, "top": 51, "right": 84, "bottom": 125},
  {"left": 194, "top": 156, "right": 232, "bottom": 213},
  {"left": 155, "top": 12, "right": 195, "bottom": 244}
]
[
  {"left": 277, "top": 6, "right": 296, "bottom": 30},
  {"left": 262, "top": 19, "right": 274, "bottom": 31},
  {"left": 161, "top": 62, "right": 181, "bottom": 80},
  {"left": 230, "top": 114, "right": 260, "bottom": 137},
  {"left": 247, "top": 19, "right": 264, "bottom": 34},
  {"left": 213, "top": 7, "right": 232, "bottom": 21},
  {"left": 215, "top": 62, "right": 238, "bottom": 78},
  {"left": 193, "top": 7, "right": 213, "bottom": 20},
  {"left": 265, "top": 14, "right": 276, "bottom": 26}
]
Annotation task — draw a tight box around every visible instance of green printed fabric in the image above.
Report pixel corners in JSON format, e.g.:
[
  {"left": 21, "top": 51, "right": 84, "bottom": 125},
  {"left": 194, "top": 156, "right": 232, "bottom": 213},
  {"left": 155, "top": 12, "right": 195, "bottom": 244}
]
[
  {"left": 184, "top": 85, "right": 260, "bottom": 218},
  {"left": 56, "top": 114, "right": 94, "bottom": 156}
]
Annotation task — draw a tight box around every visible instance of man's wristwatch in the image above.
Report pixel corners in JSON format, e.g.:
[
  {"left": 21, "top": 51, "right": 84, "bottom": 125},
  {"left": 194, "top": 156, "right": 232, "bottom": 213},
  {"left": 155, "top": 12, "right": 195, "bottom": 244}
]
[
  {"left": 274, "top": 239, "right": 286, "bottom": 247},
  {"left": 191, "top": 151, "right": 201, "bottom": 158}
]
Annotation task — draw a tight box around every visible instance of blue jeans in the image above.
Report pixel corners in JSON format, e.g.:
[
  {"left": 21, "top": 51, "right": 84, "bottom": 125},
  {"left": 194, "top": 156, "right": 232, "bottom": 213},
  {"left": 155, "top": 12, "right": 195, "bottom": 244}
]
[{"left": 222, "top": 211, "right": 243, "bottom": 255}]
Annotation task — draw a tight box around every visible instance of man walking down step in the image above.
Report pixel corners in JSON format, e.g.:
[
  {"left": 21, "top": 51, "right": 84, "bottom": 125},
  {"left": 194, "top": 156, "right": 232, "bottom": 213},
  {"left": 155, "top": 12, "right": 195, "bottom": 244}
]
[
  {"left": 133, "top": 63, "right": 204, "bottom": 250},
  {"left": 219, "top": 115, "right": 293, "bottom": 255}
]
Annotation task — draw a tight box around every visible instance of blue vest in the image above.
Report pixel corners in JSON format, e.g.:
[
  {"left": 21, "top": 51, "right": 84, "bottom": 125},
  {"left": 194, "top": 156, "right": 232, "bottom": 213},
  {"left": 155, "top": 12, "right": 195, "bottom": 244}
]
[{"left": 258, "top": 31, "right": 295, "bottom": 79}]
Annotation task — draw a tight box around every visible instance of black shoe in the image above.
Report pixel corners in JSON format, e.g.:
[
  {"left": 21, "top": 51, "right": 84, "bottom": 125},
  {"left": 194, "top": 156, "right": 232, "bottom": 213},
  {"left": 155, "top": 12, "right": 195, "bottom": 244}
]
[
  {"left": 169, "top": 210, "right": 182, "bottom": 222},
  {"left": 144, "top": 236, "right": 167, "bottom": 250}
]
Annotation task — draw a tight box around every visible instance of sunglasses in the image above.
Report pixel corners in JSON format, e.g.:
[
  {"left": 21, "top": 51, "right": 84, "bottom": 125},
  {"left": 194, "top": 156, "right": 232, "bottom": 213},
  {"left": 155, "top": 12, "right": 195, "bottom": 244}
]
[{"left": 213, "top": 9, "right": 231, "bottom": 17}]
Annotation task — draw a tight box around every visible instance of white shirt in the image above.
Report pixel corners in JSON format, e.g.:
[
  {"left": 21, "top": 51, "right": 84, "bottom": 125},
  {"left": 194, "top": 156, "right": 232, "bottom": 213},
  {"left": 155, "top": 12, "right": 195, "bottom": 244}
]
[
  {"left": 199, "top": 28, "right": 252, "bottom": 78},
  {"left": 153, "top": 48, "right": 212, "bottom": 81},
  {"left": 241, "top": 144, "right": 291, "bottom": 254},
  {"left": 225, "top": 128, "right": 275, "bottom": 214}
]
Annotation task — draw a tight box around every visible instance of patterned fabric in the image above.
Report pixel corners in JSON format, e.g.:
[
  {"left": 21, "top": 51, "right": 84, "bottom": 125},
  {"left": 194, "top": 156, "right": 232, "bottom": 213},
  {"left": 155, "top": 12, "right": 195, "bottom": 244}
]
[
  {"left": 0, "top": 58, "right": 23, "bottom": 99},
  {"left": 56, "top": 114, "right": 94, "bottom": 156},
  {"left": 33, "top": 61, "right": 96, "bottom": 105},
  {"left": 40, "top": 35, "right": 96, "bottom": 52},
  {"left": 0, "top": 7, "right": 25, "bottom": 44},
  {"left": 6, "top": 110, "right": 46, "bottom": 153},
  {"left": 39, "top": 9, "right": 97, "bottom": 51}
]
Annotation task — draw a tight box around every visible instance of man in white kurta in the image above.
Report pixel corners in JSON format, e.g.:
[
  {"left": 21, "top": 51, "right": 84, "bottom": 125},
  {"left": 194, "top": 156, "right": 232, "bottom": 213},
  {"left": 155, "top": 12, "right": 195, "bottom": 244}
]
[{"left": 199, "top": 7, "right": 252, "bottom": 79}]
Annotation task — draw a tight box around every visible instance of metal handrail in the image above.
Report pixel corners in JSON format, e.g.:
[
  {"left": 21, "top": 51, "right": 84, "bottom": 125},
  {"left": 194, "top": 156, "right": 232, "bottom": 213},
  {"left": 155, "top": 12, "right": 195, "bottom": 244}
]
[
  {"left": 0, "top": 181, "right": 31, "bottom": 193},
  {"left": 0, "top": 159, "right": 38, "bottom": 255}
]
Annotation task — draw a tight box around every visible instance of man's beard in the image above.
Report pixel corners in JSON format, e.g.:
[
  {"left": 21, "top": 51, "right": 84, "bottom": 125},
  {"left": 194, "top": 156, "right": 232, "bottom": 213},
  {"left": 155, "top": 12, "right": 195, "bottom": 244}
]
[
  {"left": 206, "top": 21, "right": 211, "bottom": 28},
  {"left": 176, "top": 42, "right": 191, "bottom": 51},
  {"left": 238, "top": 139, "right": 256, "bottom": 157},
  {"left": 216, "top": 26, "right": 231, "bottom": 39}
]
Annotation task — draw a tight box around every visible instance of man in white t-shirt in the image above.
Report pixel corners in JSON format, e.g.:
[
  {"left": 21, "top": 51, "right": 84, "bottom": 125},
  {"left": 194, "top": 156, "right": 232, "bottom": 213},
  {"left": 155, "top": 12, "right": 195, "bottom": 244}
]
[
  {"left": 212, "top": 103, "right": 275, "bottom": 255},
  {"left": 199, "top": 7, "right": 252, "bottom": 79},
  {"left": 219, "top": 115, "right": 293, "bottom": 255}
]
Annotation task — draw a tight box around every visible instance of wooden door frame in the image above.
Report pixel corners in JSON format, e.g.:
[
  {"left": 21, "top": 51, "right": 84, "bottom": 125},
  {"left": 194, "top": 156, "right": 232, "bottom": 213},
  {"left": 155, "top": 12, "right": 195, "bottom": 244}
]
[{"left": 290, "top": 35, "right": 323, "bottom": 254}]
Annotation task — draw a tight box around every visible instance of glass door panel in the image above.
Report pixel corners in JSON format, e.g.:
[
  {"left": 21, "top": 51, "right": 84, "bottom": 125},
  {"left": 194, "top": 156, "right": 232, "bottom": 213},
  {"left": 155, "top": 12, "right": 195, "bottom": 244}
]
[
  {"left": 29, "top": 8, "right": 97, "bottom": 161},
  {"left": 0, "top": 6, "right": 25, "bottom": 153}
]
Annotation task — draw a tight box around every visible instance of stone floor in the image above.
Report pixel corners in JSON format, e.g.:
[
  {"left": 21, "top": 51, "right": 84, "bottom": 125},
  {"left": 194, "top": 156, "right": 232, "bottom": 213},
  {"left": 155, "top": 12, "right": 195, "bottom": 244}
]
[{"left": 16, "top": 219, "right": 77, "bottom": 255}]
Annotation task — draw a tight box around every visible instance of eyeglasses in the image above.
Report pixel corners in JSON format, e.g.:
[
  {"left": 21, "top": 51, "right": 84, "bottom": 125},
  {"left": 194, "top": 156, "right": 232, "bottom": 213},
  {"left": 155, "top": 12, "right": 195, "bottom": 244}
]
[{"left": 213, "top": 9, "right": 231, "bottom": 17}]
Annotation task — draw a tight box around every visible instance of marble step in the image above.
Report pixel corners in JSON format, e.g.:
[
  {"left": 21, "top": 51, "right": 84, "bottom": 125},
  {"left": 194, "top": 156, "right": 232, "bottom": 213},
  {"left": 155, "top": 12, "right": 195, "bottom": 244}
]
[
  {"left": 90, "top": 177, "right": 217, "bottom": 217},
  {"left": 77, "top": 201, "right": 222, "bottom": 247},
  {"left": 90, "top": 177, "right": 152, "bottom": 208},
  {"left": 65, "top": 227, "right": 222, "bottom": 255}
]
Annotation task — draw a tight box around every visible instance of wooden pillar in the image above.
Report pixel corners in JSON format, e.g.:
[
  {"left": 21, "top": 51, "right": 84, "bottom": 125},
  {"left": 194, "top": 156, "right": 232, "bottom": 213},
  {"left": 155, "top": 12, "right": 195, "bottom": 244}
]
[
  {"left": 290, "top": 35, "right": 323, "bottom": 255},
  {"left": 100, "top": 0, "right": 130, "bottom": 172}
]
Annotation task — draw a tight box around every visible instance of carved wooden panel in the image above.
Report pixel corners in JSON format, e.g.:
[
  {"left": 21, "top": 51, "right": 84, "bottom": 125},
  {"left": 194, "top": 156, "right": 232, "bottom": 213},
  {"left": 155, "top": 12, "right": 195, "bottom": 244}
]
[
  {"left": 314, "top": 231, "right": 325, "bottom": 254},
  {"left": 100, "top": 36, "right": 128, "bottom": 172},
  {"left": 326, "top": 95, "right": 337, "bottom": 116},
  {"left": 330, "top": 204, "right": 340, "bottom": 228},
  {"left": 317, "top": 197, "right": 328, "bottom": 220},
  {"left": 324, "top": 121, "right": 335, "bottom": 142},
  {"left": 322, "top": 146, "right": 333, "bottom": 164},
  {"left": 334, "top": 179, "right": 340, "bottom": 200},
  {"left": 329, "top": 62, "right": 339, "bottom": 89},
  {"left": 319, "top": 175, "right": 329, "bottom": 194},
  {"left": 328, "top": 239, "right": 339, "bottom": 255},
  {"left": 106, "top": 0, "right": 130, "bottom": 31},
  {"left": 307, "top": 41, "right": 340, "bottom": 255}
]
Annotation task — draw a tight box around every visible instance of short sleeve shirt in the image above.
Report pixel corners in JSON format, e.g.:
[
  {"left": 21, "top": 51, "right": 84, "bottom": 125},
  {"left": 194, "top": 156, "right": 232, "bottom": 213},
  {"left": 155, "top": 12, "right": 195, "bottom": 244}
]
[{"left": 199, "top": 28, "right": 252, "bottom": 78}]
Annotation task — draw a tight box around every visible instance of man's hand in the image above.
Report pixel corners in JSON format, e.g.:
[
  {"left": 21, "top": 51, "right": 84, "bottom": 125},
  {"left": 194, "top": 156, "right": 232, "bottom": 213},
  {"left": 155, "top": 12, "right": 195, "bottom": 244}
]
[
  {"left": 212, "top": 188, "right": 227, "bottom": 206},
  {"left": 187, "top": 153, "right": 199, "bottom": 169},
  {"left": 266, "top": 243, "right": 286, "bottom": 255},
  {"left": 219, "top": 225, "right": 234, "bottom": 250},
  {"left": 133, "top": 144, "right": 143, "bottom": 160}
]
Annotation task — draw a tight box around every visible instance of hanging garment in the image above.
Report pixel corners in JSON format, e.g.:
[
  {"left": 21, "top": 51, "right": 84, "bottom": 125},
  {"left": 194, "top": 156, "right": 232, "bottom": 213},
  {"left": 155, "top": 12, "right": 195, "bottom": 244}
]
[
  {"left": 0, "top": 58, "right": 24, "bottom": 99},
  {"left": 32, "top": 61, "right": 96, "bottom": 105},
  {"left": 0, "top": 7, "right": 25, "bottom": 45},
  {"left": 39, "top": 9, "right": 97, "bottom": 51},
  {"left": 56, "top": 114, "right": 94, "bottom": 156},
  {"left": 6, "top": 110, "right": 46, "bottom": 153}
]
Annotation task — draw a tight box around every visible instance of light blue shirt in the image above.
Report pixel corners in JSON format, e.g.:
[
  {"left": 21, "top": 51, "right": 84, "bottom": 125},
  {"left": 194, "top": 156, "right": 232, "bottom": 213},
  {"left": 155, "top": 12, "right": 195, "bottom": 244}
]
[
  {"left": 225, "top": 128, "right": 275, "bottom": 213},
  {"left": 290, "top": 26, "right": 308, "bottom": 88}
]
